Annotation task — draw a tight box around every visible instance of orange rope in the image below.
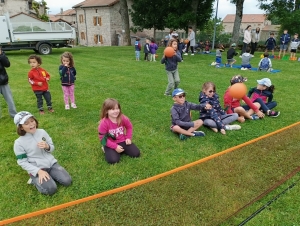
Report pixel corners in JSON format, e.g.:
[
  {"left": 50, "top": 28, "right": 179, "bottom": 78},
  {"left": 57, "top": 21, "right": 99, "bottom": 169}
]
[{"left": 1, "top": 121, "right": 300, "bottom": 225}]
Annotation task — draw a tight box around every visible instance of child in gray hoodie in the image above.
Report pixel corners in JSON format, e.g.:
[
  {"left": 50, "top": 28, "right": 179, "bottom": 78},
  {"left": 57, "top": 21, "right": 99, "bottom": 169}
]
[
  {"left": 13, "top": 111, "right": 72, "bottom": 195},
  {"left": 241, "top": 47, "right": 253, "bottom": 70}
]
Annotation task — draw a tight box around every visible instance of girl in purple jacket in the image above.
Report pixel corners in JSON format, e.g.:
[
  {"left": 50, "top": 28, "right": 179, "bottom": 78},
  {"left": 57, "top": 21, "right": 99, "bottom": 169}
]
[{"left": 149, "top": 38, "right": 158, "bottom": 62}]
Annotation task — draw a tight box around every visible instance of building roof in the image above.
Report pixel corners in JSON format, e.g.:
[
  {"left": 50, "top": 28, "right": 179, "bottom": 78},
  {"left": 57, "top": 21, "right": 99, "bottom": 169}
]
[
  {"left": 73, "top": 0, "right": 119, "bottom": 8},
  {"left": 56, "top": 9, "right": 76, "bottom": 16},
  {"left": 10, "top": 12, "right": 44, "bottom": 22},
  {"left": 223, "top": 14, "right": 266, "bottom": 23},
  {"left": 261, "top": 25, "right": 280, "bottom": 31}
]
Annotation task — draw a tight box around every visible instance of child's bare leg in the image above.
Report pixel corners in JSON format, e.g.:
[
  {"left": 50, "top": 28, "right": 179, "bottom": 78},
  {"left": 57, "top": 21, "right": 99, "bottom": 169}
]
[
  {"left": 187, "top": 119, "right": 203, "bottom": 133},
  {"left": 234, "top": 107, "right": 252, "bottom": 120}
]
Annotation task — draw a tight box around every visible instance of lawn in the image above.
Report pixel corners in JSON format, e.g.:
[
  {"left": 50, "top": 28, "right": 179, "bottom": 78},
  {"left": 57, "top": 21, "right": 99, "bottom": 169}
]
[{"left": 0, "top": 46, "right": 299, "bottom": 224}]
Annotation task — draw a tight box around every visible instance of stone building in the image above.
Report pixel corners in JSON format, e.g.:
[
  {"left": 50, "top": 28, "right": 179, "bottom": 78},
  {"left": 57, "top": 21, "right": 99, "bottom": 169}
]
[{"left": 0, "top": 0, "right": 45, "bottom": 17}]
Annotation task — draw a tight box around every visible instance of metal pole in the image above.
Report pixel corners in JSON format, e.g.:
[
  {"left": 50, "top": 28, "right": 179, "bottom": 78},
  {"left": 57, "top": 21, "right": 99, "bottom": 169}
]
[{"left": 212, "top": 0, "right": 219, "bottom": 50}]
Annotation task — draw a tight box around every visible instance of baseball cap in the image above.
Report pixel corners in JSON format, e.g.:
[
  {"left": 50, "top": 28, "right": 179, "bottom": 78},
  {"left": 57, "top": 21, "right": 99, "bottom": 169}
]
[
  {"left": 231, "top": 43, "right": 236, "bottom": 47},
  {"left": 230, "top": 75, "right": 247, "bottom": 85},
  {"left": 172, "top": 88, "right": 185, "bottom": 97},
  {"left": 14, "top": 111, "right": 34, "bottom": 127},
  {"left": 257, "top": 78, "right": 272, "bottom": 87}
]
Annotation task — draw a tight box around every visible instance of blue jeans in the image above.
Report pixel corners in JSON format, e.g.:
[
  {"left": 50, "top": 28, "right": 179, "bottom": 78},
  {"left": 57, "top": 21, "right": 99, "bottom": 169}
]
[{"left": 243, "top": 98, "right": 277, "bottom": 113}]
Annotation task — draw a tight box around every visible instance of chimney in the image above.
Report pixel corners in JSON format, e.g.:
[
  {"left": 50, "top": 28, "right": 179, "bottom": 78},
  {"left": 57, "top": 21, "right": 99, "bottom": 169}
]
[{"left": 60, "top": 8, "right": 63, "bottom": 14}]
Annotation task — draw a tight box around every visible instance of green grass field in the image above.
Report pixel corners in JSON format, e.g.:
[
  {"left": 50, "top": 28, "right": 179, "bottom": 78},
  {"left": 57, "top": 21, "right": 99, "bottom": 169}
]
[{"left": 0, "top": 46, "right": 299, "bottom": 225}]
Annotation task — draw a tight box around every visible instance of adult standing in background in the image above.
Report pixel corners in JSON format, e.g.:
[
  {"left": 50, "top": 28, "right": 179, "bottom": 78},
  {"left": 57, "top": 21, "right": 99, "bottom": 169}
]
[
  {"left": 184, "top": 26, "right": 195, "bottom": 56},
  {"left": 251, "top": 27, "right": 261, "bottom": 56},
  {"left": 241, "top": 25, "right": 252, "bottom": 55},
  {"left": 0, "top": 46, "right": 17, "bottom": 119}
]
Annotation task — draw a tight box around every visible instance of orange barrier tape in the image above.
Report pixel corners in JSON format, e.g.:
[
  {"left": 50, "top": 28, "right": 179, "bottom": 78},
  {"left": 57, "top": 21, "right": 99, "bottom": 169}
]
[{"left": 1, "top": 121, "right": 300, "bottom": 225}]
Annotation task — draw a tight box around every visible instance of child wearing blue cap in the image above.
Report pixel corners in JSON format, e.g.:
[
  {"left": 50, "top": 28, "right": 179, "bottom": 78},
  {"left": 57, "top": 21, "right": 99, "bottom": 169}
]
[{"left": 170, "top": 88, "right": 210, "bottom": 140}]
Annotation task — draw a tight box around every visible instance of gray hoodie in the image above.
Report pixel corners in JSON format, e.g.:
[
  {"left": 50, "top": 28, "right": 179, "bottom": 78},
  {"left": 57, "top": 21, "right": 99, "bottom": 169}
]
[
  {"left": 14, "top": 129, "right": 57, "bottom": 176},
  {"left": 241, "top": 52, "right": 252, "bottom": 65},
  {"left": 171, "top": 101, "right": 206, "bottom": 128}
]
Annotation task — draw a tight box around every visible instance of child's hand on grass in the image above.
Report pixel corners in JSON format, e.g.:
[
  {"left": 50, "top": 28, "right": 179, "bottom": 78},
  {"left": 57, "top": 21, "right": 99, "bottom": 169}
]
[{"left": 256, "top": 111, "right": 265, "bottom": 118}]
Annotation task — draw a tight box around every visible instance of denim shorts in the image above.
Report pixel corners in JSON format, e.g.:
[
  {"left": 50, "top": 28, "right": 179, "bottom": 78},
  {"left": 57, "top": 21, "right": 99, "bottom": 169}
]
[{"left": 280, "top": 44, "right": 288, "bottom": 50}]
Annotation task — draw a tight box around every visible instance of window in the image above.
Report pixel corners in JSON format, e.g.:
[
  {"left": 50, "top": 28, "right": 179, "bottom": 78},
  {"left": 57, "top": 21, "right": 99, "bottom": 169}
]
[
  {"left": 93, "top": 16, "right": 102, "bottom": 26},
  {"left": 95, "top": 9, "right": 98, "bottom": 13},
  {"left": 1, "top": 0, "right": 5, "bottom": 3},
  {"left": 79, "top": 14, "right": 84, "bottom": 23},
  {"left": 80, "top": 32, "right": 85, "bottom": 40},
  {"left": 94, "top": 34, "right": 103, "bottom": 44}
]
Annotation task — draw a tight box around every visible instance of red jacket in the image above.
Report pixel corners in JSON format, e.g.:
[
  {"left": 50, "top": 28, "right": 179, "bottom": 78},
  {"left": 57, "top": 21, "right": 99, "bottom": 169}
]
[
  {"left": 28, "top": 67, "right": 50, "bottom": 91},
  {"left": 224, "top": 88, "right": 259, "bottom": 114}
]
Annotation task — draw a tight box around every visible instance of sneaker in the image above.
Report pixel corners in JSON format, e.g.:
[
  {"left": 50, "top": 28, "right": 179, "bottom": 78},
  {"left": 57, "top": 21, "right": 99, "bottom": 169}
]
[
  {"left": 39, "top": 110, "right": 45, "bottom": 115},
  {"left": 179, "top": 134, "right": 187, "bottom": 140},
  {"left": 48, "top": 108, "right": 54, "bottom": 113},
  {"left": 27, "top": 178, "right": 32, "bottom": 184},
  {"left": 191, "top": 53, "right": 194, "bottom": 56},
  {"left": 71, "top": 103, "right": 77, "bottom": 108},
  {"left": 251, "top": 115, "right": 260, "bottom": 120},
  {"left": 164, "top": 93, "right": 171, "bottom": 96},
  {"left": 183, "top": 53, "right": 188, "bottom": 56},
  {"left": 239, "top": 55, "right": 242, "bottom": 58},
  {"left": 225, "top": 125, "right": 241, "bottom": 130},
  {"left": 193, "top": 131, "right": 205, "bottom": 137},
  {"left": 268, "top": 111, "right": 280, "bottom": 117},
  {"left": 65, "top": 104, "right": 70, "bottom": 110},
  {"left": 241, "top": 67, "right": 245, "bottom": 70}
]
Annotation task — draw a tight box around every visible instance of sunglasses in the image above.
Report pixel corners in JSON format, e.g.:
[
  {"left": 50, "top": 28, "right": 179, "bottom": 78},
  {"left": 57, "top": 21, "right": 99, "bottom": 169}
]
[
  {"left": 208, "top": 90, "right": 215, "bottom": 93},
  {"left": 177, "top": 94, "right": 186, "bottom": 98}
]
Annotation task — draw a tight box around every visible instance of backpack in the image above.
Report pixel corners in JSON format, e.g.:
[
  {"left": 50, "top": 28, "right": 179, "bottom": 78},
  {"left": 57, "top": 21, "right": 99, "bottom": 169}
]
[{"left": 260, "top": 58, "right": 270, "bottom": 70}]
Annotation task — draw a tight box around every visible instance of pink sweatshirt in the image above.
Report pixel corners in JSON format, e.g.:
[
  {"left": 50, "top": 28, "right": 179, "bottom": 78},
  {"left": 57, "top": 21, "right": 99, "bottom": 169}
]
[{"left": 98, "top": 115, "right": 133, "bottom": 150}]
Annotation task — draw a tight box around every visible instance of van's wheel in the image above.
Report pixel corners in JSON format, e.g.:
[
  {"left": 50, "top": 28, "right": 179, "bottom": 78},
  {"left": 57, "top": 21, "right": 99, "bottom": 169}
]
[{"left": 38, "top": 43, "right": 52, "bottom": 55}]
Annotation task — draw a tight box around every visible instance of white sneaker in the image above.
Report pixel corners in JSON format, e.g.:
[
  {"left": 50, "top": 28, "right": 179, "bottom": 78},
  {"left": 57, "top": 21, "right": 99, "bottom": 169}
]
[
  {"left": 225, "top": 125, "right": 241, "bottom": 130},
  {"left": 71, "top": 103, "right": 77, "bottom": 108},
  {"left": 183, "top": 53, "right": 188, "bottom": 56},
  {"left": 241, "top": 67, "right": 244, "bottom": 70},
  {"left": 65, "top": 104, "right": 70, "bottom": 110},
  {"left": 191, "top": 53, "right": 194, "bottom": 56},
  {"left": 239, "top": 55, "right": 242, "bottom": 58},
  {"left": 251, "top": 54, "right": 254, "bottom": 57},
  {"left": 27, "top": 178, "right": 32, "bottom": 184}
]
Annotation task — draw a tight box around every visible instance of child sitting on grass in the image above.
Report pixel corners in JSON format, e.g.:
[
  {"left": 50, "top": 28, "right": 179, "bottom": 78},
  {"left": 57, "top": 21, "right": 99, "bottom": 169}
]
[
  {"left": 199, "top": 82, "right": 240, "bottom": 135},
  {"left": 215, "top": 44, "right": 225, "bottom": 68},
  {"left": 247, "top": 78, "right": 280, "bottom": 117},
  {"left": 241, "top": 47, "right": 253, "bottom": 70},
  {"left": 13, "top": 111, "right": 72, "bottom": 195},
  {"left": 171, "top": 88, "right": 209, "bottom": 140},
  {"left": 224, "top": 75, "right": 265, "bottom": 123},
  {"left": 258, "top": 52, "right": 273, "bottom": 72}
]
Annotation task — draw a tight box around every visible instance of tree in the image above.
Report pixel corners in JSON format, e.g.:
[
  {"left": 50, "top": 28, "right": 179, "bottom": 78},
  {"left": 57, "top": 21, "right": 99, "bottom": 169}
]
[
  {"left": 258, "top": 0, "right": 300, "bottom": 36},
  {"left": 32, "top": 0, "right": 49, "bottom": 22},
  {"left": 118, "top": 0, "right": 131, "bottom": 46},
  {"left": 230, "top": 0, "right": 245, "bottom": 44},
  {"left": 130, "top": 0, "right": 214, "bottom": 38}
]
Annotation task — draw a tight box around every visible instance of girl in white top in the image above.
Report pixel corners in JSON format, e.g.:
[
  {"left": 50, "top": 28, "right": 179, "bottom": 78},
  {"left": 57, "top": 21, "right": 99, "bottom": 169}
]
[{"left": 241, "top": 25, "right": 252, "bottom": 55}]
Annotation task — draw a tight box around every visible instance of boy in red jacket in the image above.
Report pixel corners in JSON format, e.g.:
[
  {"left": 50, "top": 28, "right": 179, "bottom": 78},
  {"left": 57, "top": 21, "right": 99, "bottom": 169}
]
[
  {"left": 223, "top": 75, "right": 264, "bottom": 123},
  {"left": 28, "top": 55, "right": 54, "bottom": 114}
]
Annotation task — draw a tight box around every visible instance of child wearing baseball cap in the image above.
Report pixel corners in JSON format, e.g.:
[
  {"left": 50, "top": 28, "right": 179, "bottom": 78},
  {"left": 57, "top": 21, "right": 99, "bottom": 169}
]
[
  {"left": 13, "top": 111, "right": 72, "bottom": 195},
  {"left": 223, "top": 75, "right": 265, "bottom": 123},
  {"left": 170, "top": 88, "right": 210, "bottom": 140},
  {"left": 247, "top": 78, "right": 280, "bottom": 117}
]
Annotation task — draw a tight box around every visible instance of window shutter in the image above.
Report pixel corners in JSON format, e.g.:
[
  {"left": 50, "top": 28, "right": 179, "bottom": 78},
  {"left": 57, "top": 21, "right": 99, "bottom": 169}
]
[
  {"left": 94, "top": 35, "right": 98, "bottom": 44},
  {"left": 93, "top": 17, "right": 96, "bottom": 26},
  {"left": 100, "top": 35, "right": 103, "bottom": 44},
  {"left": 98, "top": 17, "right": 102, "bottom": 26}
]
